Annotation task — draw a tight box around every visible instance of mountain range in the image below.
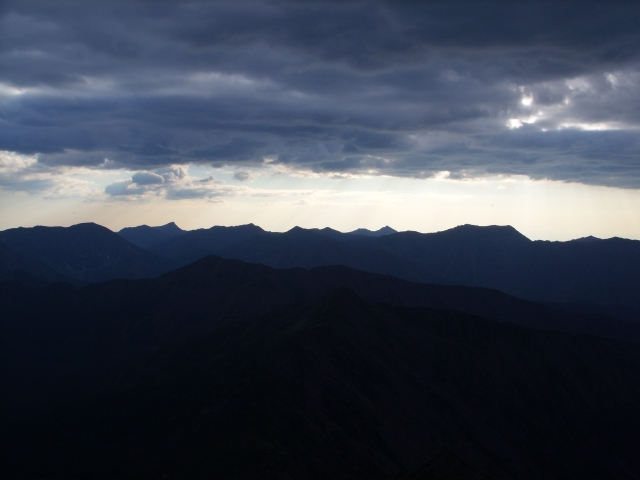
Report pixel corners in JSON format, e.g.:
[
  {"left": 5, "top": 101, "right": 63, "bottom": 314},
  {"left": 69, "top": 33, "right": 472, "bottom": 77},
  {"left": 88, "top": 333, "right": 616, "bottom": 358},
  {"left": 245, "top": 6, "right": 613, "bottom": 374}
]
[
  {"left": 142, "top": 221, "right": 636, "bottom": 315},
  {"left": 1, "top": 221, "right": 639, "bottom": 310},
  {"left": 2, "top": 221, "right": 640, "bottom": 478}
]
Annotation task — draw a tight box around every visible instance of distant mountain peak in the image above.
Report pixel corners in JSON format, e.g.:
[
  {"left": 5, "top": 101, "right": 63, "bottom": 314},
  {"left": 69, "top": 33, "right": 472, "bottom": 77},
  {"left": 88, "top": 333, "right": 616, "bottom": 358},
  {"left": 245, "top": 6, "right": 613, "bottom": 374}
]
[
  {"left": 445, "top": 224, "right": 531, "bottom": 242},
  {"left": 70, "top": 222, "right": 111, "bottom": 231},
  {"left": 118, "top": 222, "right": 186, "bottom": 249},
  {"left": 286, "top": 226, "right": 308, "bottom": 234},
  {"left": 154, "top": 222, "right": 184, "bottom": 235},
  {"left": 573, "top": 235, "right": 601, "bottom": 243},
  {"left": 348, "top": 226, "right": 397, "bottom": 237}
]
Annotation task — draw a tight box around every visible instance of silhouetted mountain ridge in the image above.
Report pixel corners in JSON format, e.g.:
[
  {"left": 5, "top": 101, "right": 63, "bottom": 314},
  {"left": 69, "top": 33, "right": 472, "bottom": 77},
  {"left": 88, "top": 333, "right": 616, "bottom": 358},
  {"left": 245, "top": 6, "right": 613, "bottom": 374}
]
[
  {"left": 143, "top": 222, "right": 640, "bottom": 307},
  {"left": 340, "top": 225, "right": 640, "bottom": 307},
  {"left": 118, "top": 222, "right": 185, "bottom": 249},
  {"left": 149, "top": 223, "right": 267, "bottom": 264},
  {"left": 0, "top": 223, "right": 174, "bottom": 285},
  {"left": 348, "top": 226, "right": 397, "bottom": 236},
  {"left": 3, "top": 221, "right": 639, "bottom": 309}
]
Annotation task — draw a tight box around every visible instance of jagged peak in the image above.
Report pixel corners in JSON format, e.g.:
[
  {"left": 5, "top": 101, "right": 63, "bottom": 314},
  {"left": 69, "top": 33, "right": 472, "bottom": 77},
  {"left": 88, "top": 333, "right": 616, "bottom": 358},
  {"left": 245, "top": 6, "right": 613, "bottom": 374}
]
[{"left": 155, "top": 222, "right": 184, "bottom": 234}]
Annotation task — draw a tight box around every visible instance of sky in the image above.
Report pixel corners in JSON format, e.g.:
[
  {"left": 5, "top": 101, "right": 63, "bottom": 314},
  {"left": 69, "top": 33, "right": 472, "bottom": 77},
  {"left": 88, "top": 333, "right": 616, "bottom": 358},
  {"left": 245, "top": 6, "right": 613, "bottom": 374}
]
[{"left": 1, "top": 0, "right": 640, "bottom": 240}]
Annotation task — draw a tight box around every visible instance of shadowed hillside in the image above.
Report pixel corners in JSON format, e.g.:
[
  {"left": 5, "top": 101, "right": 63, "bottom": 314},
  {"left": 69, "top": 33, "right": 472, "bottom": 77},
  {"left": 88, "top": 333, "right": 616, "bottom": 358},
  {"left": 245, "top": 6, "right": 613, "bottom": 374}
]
[
  {"left": 118, "top": 222, "right": 185, "bottom": 249},
  {"left": 4, "top": 287, "right": 640, "bottom": 479},
  {"left": 350, "top": 225, "right": 640, "bottom": 307},
  {"left": 144, "top": 223, "right": 640, "bottom": 308},
  {"left": 4, "top": 222, "right": 638, "bottom": 309},
  {"left": 0, "top": 223, "right": 175, "bottom": 284},
  {"left": 3, "top": 255, "right": 640, "bottom": 417}
]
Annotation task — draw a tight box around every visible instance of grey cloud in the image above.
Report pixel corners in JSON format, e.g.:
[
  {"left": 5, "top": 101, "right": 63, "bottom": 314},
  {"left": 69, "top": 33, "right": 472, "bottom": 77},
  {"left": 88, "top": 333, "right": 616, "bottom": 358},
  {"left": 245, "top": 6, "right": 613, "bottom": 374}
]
[
  {"left": 0, "top": 175, "right": 56, "bottom": 194},
  {"left": 165, "top": 188, "right": 226, "bottom": 200},
  {"left": 132, "top": 171, "right": 164, "bottom": 185},
  {"left": 233, "top": 171, "right": 252, "bottom": 182},
  {"left": 2, "top": 1, "right": 640, "bottom": 188},
  {"left": 104, "top": 180, "right": 136, "bottom": 196},
  {"left": 155, "top": 166, "right": 187, "bottom": 182},
  {"left": 104, "top": 166, "right": 233, "bottom": 200}
]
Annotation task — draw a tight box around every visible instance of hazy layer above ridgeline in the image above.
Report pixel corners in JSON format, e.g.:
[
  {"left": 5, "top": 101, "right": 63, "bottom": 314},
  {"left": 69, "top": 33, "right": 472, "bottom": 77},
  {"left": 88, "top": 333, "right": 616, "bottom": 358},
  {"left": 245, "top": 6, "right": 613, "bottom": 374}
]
[
  {"left": 2, "top": 222, "right": 639, "bottom": 308},
  {"left": 4, "top": 270, "right": 640, "bottom": 479}
]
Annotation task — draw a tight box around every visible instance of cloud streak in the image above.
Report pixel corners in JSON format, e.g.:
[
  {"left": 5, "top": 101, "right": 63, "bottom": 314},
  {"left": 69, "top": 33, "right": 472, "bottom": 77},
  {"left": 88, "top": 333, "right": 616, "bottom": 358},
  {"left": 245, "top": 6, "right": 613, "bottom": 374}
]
[{"left": 1, "top": 1, "right": 640, "bottom": 188}]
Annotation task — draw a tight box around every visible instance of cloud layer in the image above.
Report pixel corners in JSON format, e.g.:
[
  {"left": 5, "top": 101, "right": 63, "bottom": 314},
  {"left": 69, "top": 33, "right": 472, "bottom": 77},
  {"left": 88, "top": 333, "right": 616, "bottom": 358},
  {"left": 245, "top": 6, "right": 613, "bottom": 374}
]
[
  {"left": 2, "top": 1, "right": 640, "bottom": 189},
  {"left": 104, "top": 166, "right": 241, "bottom": 201}
]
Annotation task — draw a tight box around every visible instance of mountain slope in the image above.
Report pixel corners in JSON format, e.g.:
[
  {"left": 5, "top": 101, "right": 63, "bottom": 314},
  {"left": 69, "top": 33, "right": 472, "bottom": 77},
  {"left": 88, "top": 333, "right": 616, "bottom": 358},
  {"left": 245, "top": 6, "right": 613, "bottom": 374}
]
[
  {"left": 218, "top": 227, "right": 441, "bottom": 284},
  {"left": 0, "top": 223, "right": 174, "bottom": 284},
  {"left": 0, "top": 241, "right": 74, "bottom": 285},
  {"left": 145, "top": 223, "right": 640, "bottom": 307},
  {"left": 118, "top": 222, "right": 185, "bottom": 249},
  {"left": 3, "top": 255, "right": 639, "bottom": 417},
  {"left": 348, "top": 226, "right": 397, "bottom": 236},
  {"left": 347, "top": 224, "right": 640, "bottom": 307},
  {"left": 149, "top": 223, "right": 267, "bottom": 263},
  {"left": 4, "top": 288, "right": 640, "bottom": 479}
]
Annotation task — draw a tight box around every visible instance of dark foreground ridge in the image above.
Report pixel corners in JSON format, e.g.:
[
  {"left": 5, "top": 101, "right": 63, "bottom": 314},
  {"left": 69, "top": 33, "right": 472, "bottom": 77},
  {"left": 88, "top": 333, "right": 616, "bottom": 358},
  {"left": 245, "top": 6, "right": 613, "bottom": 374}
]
[
  {"left": 4, "top": 254, "right": 640, "bottom": 415},
  {"left": 3, "top": 286, "right": 640, "bottom": 479},
  {"left": 2, "top": 255, "right": 640, "bottom": 479}
]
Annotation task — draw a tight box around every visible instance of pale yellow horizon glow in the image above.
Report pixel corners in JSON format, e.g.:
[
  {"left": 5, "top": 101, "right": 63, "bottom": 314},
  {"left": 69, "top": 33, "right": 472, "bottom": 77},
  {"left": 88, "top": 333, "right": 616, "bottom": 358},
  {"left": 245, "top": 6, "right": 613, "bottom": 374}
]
[{"left": 1, "top": 168, "right": 639, "bottom": 242}]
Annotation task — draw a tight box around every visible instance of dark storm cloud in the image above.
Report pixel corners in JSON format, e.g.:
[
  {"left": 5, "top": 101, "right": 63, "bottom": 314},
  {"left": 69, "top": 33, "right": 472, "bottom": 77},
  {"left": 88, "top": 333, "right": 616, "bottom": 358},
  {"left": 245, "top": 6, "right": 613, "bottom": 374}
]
[{"left": 2, "top": 0, "right": 640, "bottom": 188}]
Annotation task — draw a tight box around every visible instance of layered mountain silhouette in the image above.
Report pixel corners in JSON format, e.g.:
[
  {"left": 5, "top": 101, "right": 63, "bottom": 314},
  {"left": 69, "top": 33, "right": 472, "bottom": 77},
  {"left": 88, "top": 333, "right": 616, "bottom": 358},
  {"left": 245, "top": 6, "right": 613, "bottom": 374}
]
[
  {"left": 148, "top": 223, "right": 269, "bottom": 265},
  {"left": 141, "top": 223, "right": 639, "bottom": 308},
  {"left": 3, "top": 218, "right": 640, "bottom": 478},
  {"left": 118, "top": 221, "right": 185, "bottom": 249},
  {"left": 346, "top": 224, "right": 640, "bottom": 308},
  {"left": 347, "top": 225, "right": 397, "bottom": 236},
  {"left": 4, "top": 221, "right": 639, "bottom": 309},
  {"left": 0, "top": 223, "right": 175, "bottom": 285},
  {"left": 3, "top": 277, "right": 640, "bottom": 479}
]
